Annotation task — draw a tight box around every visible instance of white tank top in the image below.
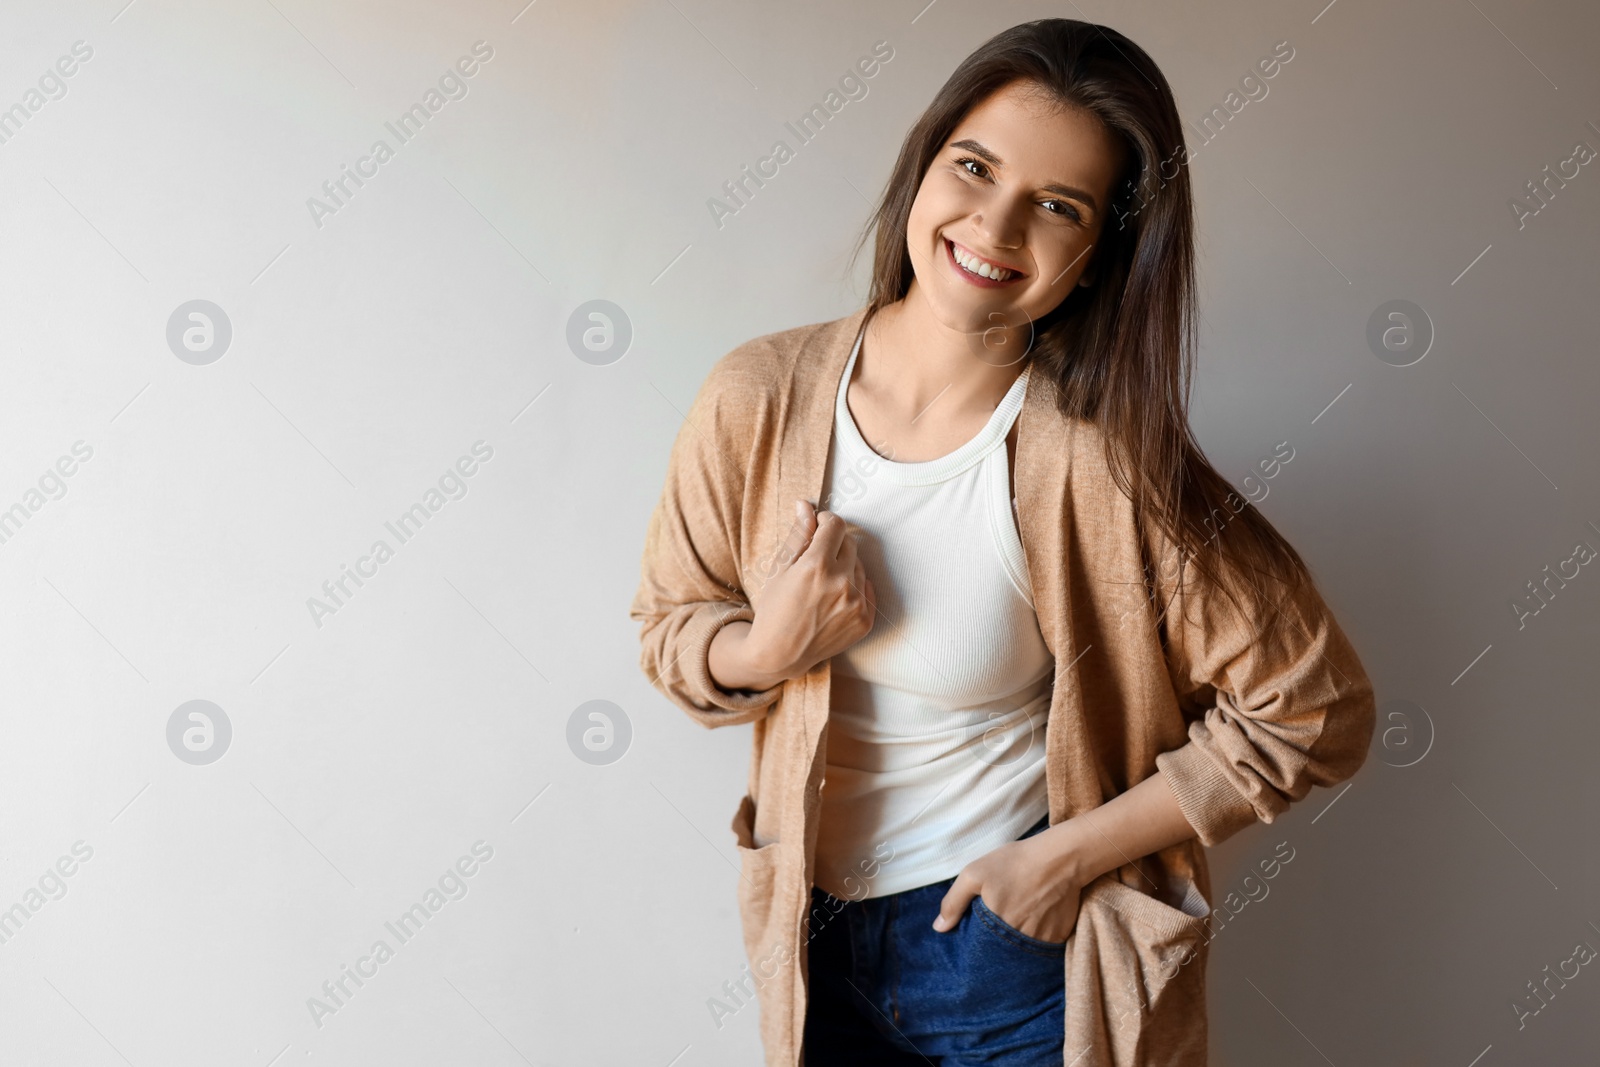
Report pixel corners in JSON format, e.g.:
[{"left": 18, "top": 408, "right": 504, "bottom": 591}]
[{"left": 811, "top": 329, "right": 1054, "bottom": 900}]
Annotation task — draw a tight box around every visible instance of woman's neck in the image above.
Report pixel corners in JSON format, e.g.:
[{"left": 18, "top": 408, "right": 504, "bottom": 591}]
[{"left": 861, "top": 285, "right": 1032, "bottom": 422}]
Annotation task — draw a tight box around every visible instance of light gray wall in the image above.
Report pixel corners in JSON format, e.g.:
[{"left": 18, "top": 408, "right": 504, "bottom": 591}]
[{"left": 0, "top": 0, "right": 1595, "bottom": 1063}]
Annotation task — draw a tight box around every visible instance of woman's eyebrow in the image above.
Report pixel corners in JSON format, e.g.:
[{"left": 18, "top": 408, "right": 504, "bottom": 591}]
[{"left": 947, "top": 137, "right": 1099, "bottom": 211}]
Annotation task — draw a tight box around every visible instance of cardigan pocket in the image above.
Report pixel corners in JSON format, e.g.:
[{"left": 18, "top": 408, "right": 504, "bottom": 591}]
[
  {"left": 1081, "top": 873, "right": 1211, "bottom": 981},
  {"left": 730, "top": 792, "right": 786, "bottom": 973},
  {"left": 1064, "top": 872, "right": 1213, "bottom": 1064}
]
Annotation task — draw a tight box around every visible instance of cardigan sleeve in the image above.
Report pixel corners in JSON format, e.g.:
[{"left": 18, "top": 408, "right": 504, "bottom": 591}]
[
  {"left": 1147, "top": 522, "right": 1377, "bottom": 848},
  {"left": 628, "top": 352, "right": 784, "bottom": 728}
]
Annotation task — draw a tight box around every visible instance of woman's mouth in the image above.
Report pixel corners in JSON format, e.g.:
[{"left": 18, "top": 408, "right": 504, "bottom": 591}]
[{"left": 944, "top": 238, "right": 1024, "bottom": 286}]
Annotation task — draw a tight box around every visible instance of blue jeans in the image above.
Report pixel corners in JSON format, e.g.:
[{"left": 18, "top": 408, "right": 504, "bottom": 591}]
[{"left": 802, "top": 813, "right": 1063, "bottom": 1065}]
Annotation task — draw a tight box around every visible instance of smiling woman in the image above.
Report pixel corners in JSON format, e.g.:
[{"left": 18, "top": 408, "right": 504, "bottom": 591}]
[{"left": 630, "top": 17, "right": 1376, "bottom": 1067}]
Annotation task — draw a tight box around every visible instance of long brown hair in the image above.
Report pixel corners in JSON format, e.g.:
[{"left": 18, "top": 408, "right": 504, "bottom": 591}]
[{"left": 847, "top": 17, "right": 1311, "bottom": 622}]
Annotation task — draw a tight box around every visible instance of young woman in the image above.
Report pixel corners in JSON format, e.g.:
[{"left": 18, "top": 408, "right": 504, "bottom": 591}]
[{"left": 632, "top": 19, "right": 1375, "bottom": 1067}]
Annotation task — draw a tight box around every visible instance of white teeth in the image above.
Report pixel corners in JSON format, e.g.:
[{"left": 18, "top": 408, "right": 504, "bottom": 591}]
[{"left": 950, "top": 242, "right": 1014, "bottom": 281}]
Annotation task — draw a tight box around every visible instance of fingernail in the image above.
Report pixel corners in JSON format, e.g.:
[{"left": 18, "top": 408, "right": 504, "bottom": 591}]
[{"left": 931, "top": 917, "right": 948, "bottom": 932}]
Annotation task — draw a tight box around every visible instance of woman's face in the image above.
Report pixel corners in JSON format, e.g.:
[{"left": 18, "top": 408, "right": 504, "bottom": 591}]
[{"left": 904, "top": 79, "right": 1127, "bottom": 347}]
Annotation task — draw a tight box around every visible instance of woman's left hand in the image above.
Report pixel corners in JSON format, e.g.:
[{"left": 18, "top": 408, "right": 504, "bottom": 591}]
[{"left": 932, "top": 828, "right": 1085, "bottom": 943}]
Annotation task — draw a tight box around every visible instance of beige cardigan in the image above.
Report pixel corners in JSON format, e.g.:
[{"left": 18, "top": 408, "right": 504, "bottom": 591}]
[{"left": 629, "top": 305, "right": 1376, "bottom": 1066}]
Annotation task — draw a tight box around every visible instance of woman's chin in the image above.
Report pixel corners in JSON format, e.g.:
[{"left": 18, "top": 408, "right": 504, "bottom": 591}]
[{"left": 924, "top": 290, "right": 1033, "bottom": 338}]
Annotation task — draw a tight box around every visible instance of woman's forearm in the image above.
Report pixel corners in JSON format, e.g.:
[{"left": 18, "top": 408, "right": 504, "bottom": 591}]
[
  {"left": 1038, "top": 770, "right": 1199, "bottom": 885},
  {"left": 707, "top": 620, "right": 785, "bottom": 693}
]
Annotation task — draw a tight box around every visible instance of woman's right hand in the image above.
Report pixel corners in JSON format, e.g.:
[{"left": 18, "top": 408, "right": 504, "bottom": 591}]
[{"left": 708, "top": 499, "right": 877, "bottom": 692}]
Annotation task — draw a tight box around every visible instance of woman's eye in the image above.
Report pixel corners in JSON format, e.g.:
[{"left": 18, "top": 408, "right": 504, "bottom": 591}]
[{"left": 956, "top": 157, "right": 1082, "bottom": 221}]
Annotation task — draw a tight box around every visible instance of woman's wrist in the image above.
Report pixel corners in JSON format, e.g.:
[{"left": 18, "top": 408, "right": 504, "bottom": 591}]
[
  {"left": 1041, "top": 817, "right": 1127, "bottom": 887},
  {"left": 1037, "top": 772, "right": 1201, "bottom": 887},
  {"left": 708, "top": 620, "right": 787, "bottom": 692}
]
